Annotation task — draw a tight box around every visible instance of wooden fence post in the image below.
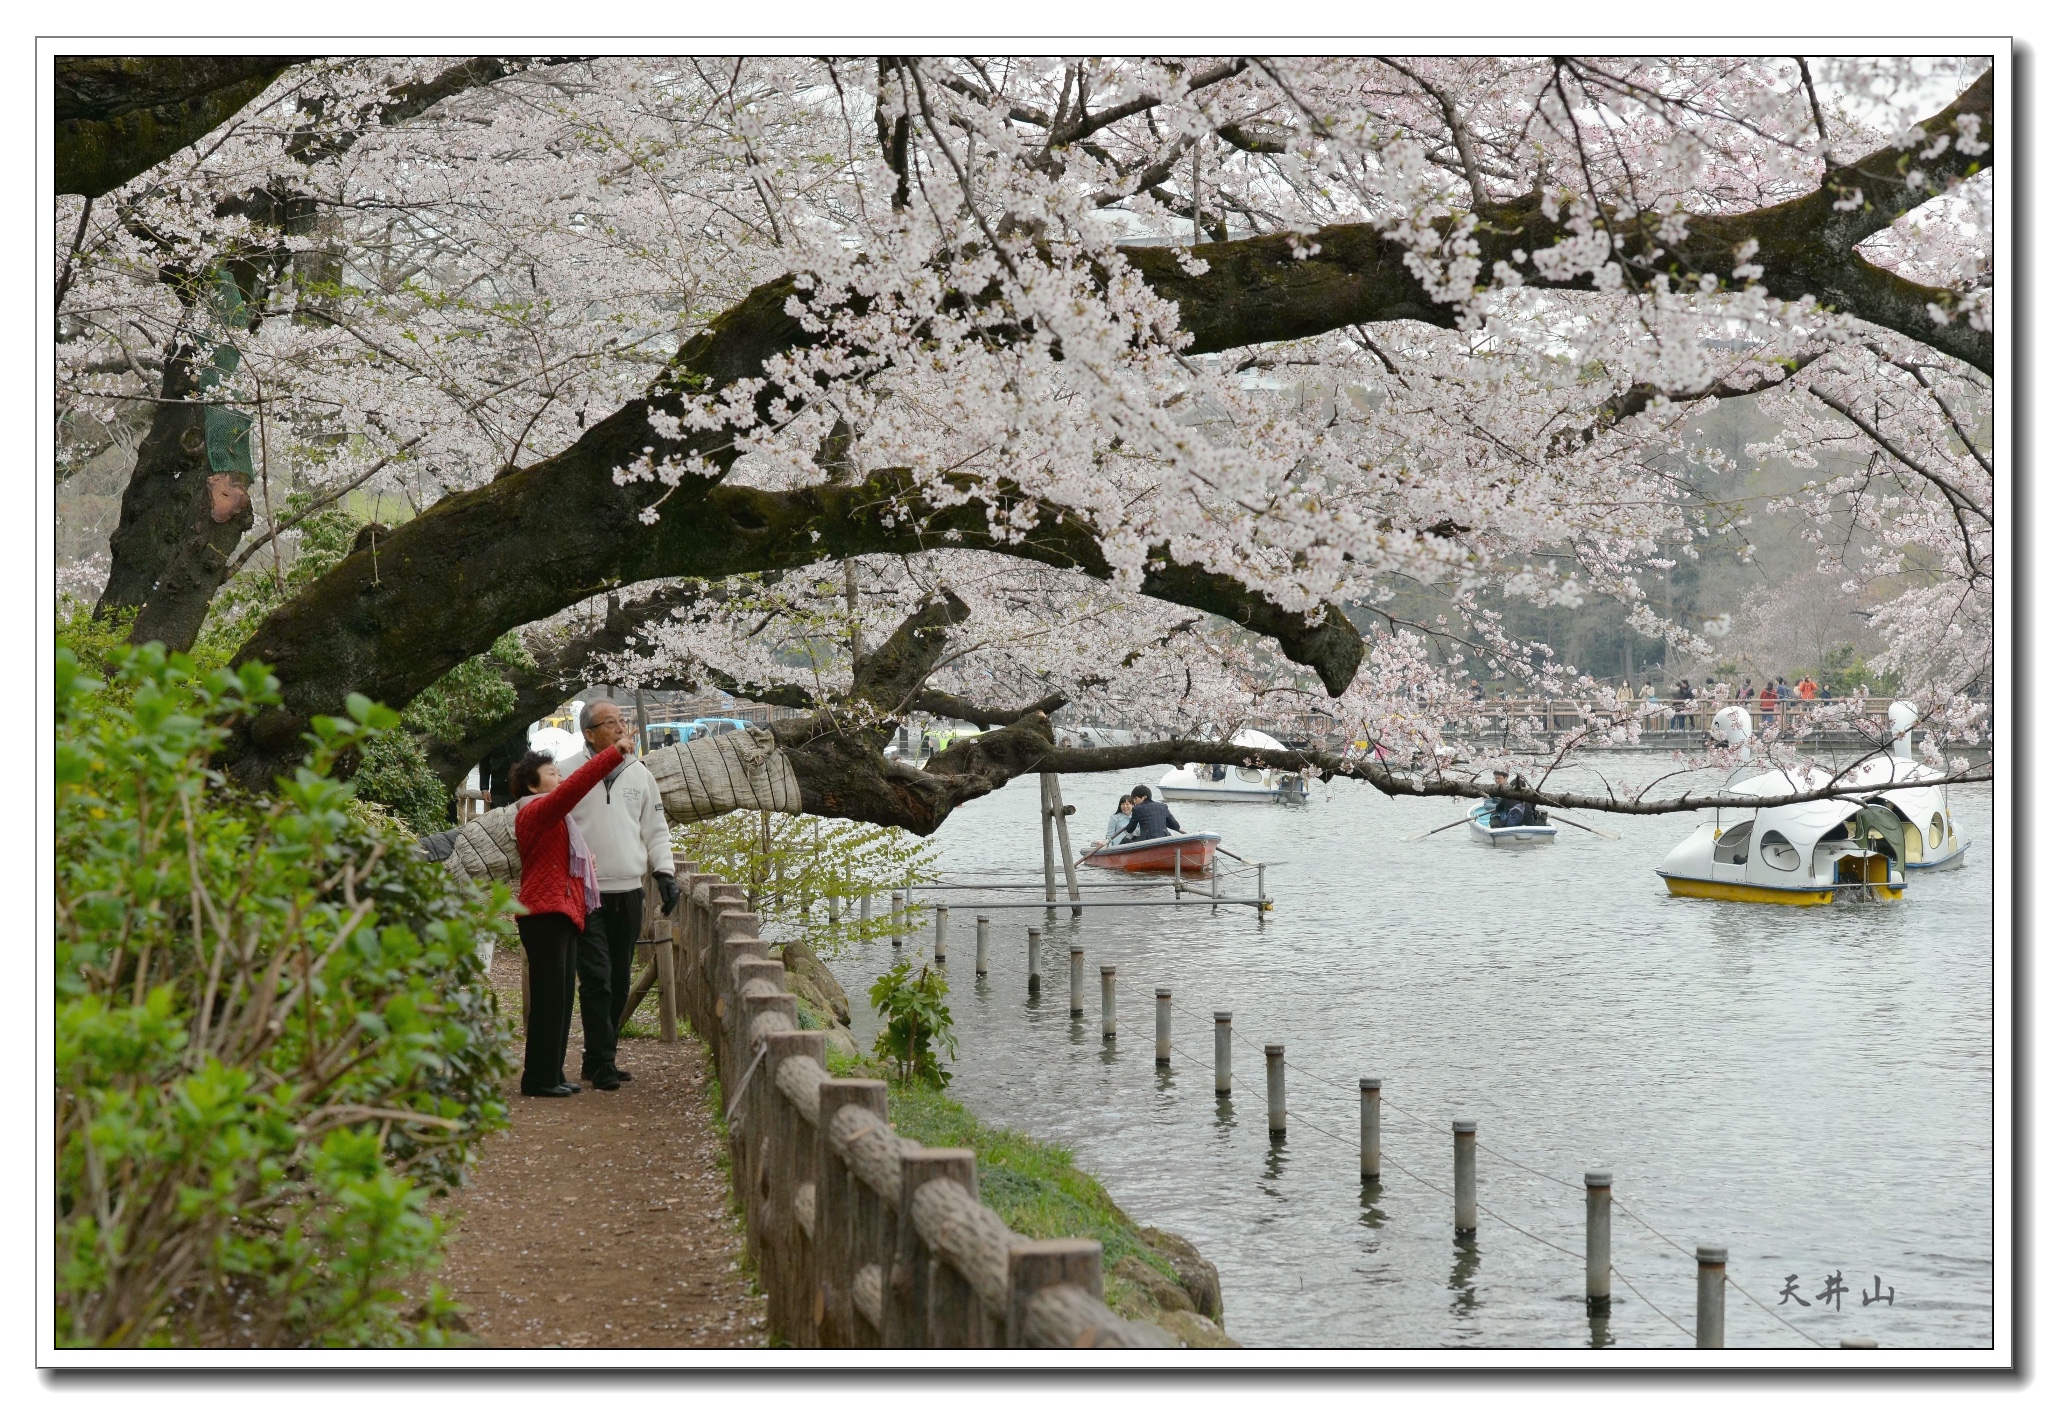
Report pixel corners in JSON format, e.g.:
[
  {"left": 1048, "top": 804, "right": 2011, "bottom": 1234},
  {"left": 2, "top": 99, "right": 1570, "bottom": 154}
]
[
  {"left": 1005, "top": 1240, "right": 1103, "bottom": 1347},
  {"left": 760, "top": 1031, "right": 824, "bottom": 1344},
  {"left": 814, "top": 1080, "right": 886, "bottom": 1347},
  {"left": 893, "top": 1147, "right": 978, "bottom": 1348}
]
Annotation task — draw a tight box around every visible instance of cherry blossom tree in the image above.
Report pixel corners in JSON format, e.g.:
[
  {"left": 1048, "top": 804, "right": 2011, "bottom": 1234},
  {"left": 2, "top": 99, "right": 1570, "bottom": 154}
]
[{"left": 53, "top": 54, "right": 1995, "bottom": 828}]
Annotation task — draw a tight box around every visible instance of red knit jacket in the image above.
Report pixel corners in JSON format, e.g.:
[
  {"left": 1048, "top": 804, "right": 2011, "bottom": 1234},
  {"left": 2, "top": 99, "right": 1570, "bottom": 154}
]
[{"left": 514, "top": 745, "right": 626, "bottom": 927}]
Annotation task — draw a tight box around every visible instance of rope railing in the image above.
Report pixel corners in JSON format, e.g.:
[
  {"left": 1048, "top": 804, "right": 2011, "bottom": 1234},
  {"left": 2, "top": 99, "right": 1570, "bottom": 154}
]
[{"left": 1166, "top": 1033, "right": 1813, "bottom": 1346}]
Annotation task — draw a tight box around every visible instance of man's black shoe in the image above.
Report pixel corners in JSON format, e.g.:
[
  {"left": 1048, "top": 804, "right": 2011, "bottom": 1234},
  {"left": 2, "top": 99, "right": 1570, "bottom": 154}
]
[
  {"left": 525, "top": 1083, "right": 579, "bottom": 1098},
  {"left": 592, "top": 1072, "right": 623, "bottom": 1091},
  {"left": 615, "top": 1069, "right": 633, "bottom": 1083}
]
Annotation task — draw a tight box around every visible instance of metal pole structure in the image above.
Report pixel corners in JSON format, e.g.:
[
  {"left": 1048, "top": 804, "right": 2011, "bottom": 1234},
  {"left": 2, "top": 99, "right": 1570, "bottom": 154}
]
[
  {"left": 1048, "top": 772, "right": 1083, "bottom": 916},
  {"left": 1027, "top": 927, "right": 1042, "bottom": 995},
  {"left": 1258, "top": 863, "right": 1267, "bottom": 918},
  {"left": 1068, "top": 946, "right": 1085, "bottom": 1018},
  {"left": 975, "top": 915, "right": 989, "bottom": 976},
  {"left": 1155, "top": 988, "right": 1171, "bottom": 1065},
  {"left": 1453, "top": 1119, "right": 1478, "bottom": 1236},
  {"left": 1174, "top": 847, "right": 1183, "bottom": 894},
  {"left": 1695, "top": 1247, "right": 1727, "bottom": 1348},
  {"left": 1585, "top": 1172, "right": 1612, "bottom": 1306},
  {"left": 1360, "top": 1078, "right": 1382, "bottom": 1181},
  {"left": 933, "top": 905, "right": 949, "bottom": 963},
  {"left": 1039, "top": 773, "right": 1058, "bottom": 910},
  {"left": 860, "top": 893, "right": 871, "bottom": 925},
  {"left": 1210, "top": 861, "right": 1219, "bottom": 909},
  {"left": 1264, "top": 1045, "right": 1286, "bottom": 1140},
  {"left": 1213, "top": 1012, "right": 1232, "bottom": 1096},
  {"left": 1100, "top": 965, "right": 1116, "bottom": 1040},
  {"left": 828, "top": 893, "right": 840, "bottom": 925},
  {"left": 890, "top": 889, "right": 905, "bottom": 946}
]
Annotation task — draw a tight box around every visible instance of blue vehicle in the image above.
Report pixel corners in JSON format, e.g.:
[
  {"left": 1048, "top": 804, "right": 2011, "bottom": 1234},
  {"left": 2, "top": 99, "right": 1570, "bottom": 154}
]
[{"left": 645, "top": 717, "right": 748, "bottom": 750}]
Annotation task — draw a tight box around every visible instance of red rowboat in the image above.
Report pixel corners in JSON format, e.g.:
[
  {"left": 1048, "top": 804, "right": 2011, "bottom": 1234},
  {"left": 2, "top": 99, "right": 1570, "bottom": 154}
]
[{"left": 1080, "top": 832, "right": 1221, "bottom": 874}]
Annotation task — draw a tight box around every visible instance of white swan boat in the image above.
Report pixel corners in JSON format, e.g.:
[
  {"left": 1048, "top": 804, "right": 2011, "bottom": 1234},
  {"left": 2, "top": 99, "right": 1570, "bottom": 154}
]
[
  {"left": 1156, "top": 729, "right": 1309, "bottom": 804},
  {"left": 1655, "top": 767, "right": 1906, "bottom": 905},
  {"left": 1466, "top": 800, "right": 1557, "bottom": 847},
  {"left": 1833, "top": 702, "right": 1970, "bottom": 872}
]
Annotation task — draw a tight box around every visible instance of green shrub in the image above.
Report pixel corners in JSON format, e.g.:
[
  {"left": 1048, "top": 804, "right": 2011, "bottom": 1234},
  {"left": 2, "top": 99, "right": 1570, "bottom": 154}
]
[
  {"left": 54, "top": 642, "right": 514, "bottom": 1347},
  {"left": 868, "top": 962, "right": 956, "bottom": 1088}
]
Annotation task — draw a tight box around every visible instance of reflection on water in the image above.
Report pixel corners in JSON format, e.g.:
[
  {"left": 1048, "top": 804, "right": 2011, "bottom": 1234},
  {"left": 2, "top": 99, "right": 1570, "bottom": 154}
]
[{"left": 836, "top": 756, "right": 1994, "bottom": 1347}]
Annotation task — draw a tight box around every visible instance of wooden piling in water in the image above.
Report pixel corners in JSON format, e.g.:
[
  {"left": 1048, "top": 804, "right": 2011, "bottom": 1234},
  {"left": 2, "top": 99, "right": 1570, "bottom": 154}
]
[
  {"left": 1039, "top": 774, "right": 1058, "bottom": 909},
  {"left": 1585, "top": 1172, "right": 1612, "bottom": 1306},
  {"left": 1453, "top": 1119, "right": 1477, "bottom": 1236},
  {"left": 1695, "top": 1246, "right": 1726, "bottom": 1348},
  {"left": 1213, "top": 1012, "right": 1231, "bottom": 1096},
  {"left": 1100, "top": 965, "right": 1116, "bottom": 1040},
  {"left": 1068, "top": 946, "right": 1084, "bottom": 1018},
  {"left": 1047, "top": 772, "right": 1083, "bottom": 915},
  {"left": 1027, "top": 927, "right": 1041, "bottom": 994},
  {"left": 1359, "top": 1078, "right": 1381, "bottom": 1181},
  {"left": 1155, "top": 988, "right": 1171, "bottom": 1065},
  {"left": 1265, "top": 1045, "right": 1286, "bottom": 1140}
]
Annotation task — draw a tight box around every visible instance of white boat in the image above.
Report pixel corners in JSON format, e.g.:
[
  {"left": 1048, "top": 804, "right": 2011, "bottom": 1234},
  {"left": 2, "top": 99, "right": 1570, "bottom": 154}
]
[
  {"left": 1157, "top": 729, "right": 1309, "bottom": 804},
  {"left": 1655, "top": 768, "right": 1906, "bottom": 905},
  {"left": 1831, "top": 702, "right": 1970, "bottom": 873},
  {"left": 1466, "top": 801, "right": 1557, "bottom": 847}
]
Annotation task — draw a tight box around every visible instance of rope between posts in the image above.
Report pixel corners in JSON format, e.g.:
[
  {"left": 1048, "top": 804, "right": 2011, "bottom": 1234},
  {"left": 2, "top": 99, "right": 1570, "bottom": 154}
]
[
  {"left": 1607, "top": 1263, "right": 1693, "bottom": 1339},
  {"left": 1610, "top": 1196, "right": 1823, "bottom": 1348},
  {"left": 723, "top": 1037, "right": 770, "bottom": 1130}
]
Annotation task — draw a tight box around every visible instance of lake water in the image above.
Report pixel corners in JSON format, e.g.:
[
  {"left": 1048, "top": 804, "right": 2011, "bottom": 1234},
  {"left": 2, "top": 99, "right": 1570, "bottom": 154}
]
[{"left": 830, "top": 756, "right": 1996, "bottom": 1350}]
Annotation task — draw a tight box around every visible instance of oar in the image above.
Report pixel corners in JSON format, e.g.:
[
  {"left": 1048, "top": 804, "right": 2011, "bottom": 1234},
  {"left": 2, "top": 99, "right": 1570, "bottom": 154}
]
[
  {"left": 1548, "top": 811, "right": 1622, "bottom": 840},
  {"left": 1404, "top": 815, "right": 1473, "bottom": 842}
]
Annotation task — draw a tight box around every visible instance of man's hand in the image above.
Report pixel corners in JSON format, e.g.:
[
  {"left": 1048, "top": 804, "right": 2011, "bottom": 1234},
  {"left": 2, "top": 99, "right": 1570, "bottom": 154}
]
[
  {"left": 656, "top": 871, "right": 680, "bottom": 915},
  {"left": 614, "top": 735, "right": 635, "bottom": 757}
]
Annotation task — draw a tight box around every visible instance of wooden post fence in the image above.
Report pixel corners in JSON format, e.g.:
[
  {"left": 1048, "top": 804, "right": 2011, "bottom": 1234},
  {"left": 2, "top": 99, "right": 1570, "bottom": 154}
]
[{"left": 669, "top": 850, "right": 1174, "bottom": 1349}]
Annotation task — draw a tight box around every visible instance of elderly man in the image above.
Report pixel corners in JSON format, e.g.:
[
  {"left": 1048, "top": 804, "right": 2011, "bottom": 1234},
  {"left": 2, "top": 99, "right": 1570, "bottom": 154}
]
[{"left": 556, "top": 699, "right": 679, "bottom": 1090}]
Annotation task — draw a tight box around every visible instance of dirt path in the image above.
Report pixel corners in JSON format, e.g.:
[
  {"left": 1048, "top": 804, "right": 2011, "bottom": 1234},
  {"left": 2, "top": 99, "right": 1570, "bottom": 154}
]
[{"left": 431, "top": 942, "right": 767, "bottom": 1349}]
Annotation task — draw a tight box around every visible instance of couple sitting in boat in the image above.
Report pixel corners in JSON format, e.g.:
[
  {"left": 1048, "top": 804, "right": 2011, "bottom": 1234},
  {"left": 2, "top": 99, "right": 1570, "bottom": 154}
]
[
  {"left": 1480, "top": 767, "right": 1546, "bottom": 829},
  {"left": 1088, "top": 784, "right": 1185, "bottom": 852}
]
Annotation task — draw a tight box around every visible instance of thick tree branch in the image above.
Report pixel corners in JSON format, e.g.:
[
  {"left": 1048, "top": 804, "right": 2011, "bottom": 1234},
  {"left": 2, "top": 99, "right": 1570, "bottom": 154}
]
[{"left": 56, "top": 56, "right": 303, "bottom": 197}]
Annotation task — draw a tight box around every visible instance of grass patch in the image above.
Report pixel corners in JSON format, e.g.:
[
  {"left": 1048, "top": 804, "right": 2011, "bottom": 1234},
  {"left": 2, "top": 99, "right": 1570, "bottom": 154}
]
[{"left": 870, "top": 1067, "right": 1175, "bottom": 1286}]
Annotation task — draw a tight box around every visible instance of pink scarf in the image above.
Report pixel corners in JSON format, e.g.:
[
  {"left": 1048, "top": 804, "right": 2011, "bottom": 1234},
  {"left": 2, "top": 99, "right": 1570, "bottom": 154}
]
[{"left": 516, "top": 793, "right": 603, "bottom": 914}]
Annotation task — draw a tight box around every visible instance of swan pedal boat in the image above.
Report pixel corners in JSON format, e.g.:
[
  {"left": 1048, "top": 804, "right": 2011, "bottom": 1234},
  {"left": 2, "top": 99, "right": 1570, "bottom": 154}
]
[
  {"left": 1466, "top": 802, "right": 1557, "bottom": 847},
  {"left": 1081, "top": 832, "right": 1222, "bottom": 874},
  {"left": 1655, "top": 770, "right": 1906, "bottom": 905}
]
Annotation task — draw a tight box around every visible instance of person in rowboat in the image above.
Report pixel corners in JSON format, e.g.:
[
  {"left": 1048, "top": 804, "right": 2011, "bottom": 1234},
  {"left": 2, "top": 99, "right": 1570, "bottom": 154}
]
[
  {"left": 1085, "top": 794, "right": 1138, "bottom": 854},
  {"left": 1125, "top": 785, "right": 1185, "bottom": 842},
  {"left": 1477, "top": 766, "right": 1511, "bottom": 823}
]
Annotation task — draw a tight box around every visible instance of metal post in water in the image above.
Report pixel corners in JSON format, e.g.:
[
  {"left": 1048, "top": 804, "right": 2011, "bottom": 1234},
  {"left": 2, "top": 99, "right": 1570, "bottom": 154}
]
[
  {"left": 1585, "top": 1171, "right": 1612, "bottom": 1305},
  {"left": 1100, "top": 965, "right": 1116, "bottom": 1039},
  {"left": 1452, "top": 1119, "right": 1477, "bottom": 1236},
  {"left": 933, "top": 905, "right": 948, "bottom": 963},
  {"left": 1213, "top": 1012, "right": 1232, "bottom": 1096},
  {"left": 1027, "top": 927, "right": 1041, "bottom": 994},
  {"left": 1068, "top": 946, "right": 1085, "bottom": 1018},
  {"left": 1265, "top": 1045, "right": 1286, "bottom": 1140},
  {"left": 890, "top": 889, "right": 905, "bottom": 945},
  {"left": 1174, "top": 847, "right": 1183, "bottom": 894},
  {"left": 1841, "top": 1338, "right": 1878, "bottom": 1349},
  {"left": 1210, "top": 862, "right": 1219, "bottom": 908},
  {"left": 1257, "top": 862, "right": 1267, "bottom": 917},
  {"left": 1359, "top": 1078, "right": 1381, "bottom": 1181},
  {"left": 1155, "top": 988, "right": 1171, "bottom": 1065},
  {"left": 860, "top": 893, "right": 871, "bottom": 924},
  {"left": 828, "top": 893, "right": 840, "bottom": 925},
  {"left": 1695, "top": 1246, "right": 1727, "bottom": 1347},
  {"left": 975, "top": 915, "right": 990, "bottom": 976}
]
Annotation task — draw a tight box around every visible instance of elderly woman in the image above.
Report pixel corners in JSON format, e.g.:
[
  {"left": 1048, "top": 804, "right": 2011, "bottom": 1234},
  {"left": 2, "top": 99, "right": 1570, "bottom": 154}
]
[{"left": 508, "top": 735, "right": 632, "bottom": 1097}]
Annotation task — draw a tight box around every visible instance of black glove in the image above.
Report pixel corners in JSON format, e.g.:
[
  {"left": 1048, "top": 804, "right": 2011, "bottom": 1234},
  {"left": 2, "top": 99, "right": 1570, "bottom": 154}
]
[{"left": 656, "top": 870, "right": 681, "bottom": 915}]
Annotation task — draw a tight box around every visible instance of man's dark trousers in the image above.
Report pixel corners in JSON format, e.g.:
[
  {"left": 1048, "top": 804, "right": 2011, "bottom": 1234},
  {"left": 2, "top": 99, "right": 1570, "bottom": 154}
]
[{"left": 575, "top": 887, "right": 643, "bottom": 1079}]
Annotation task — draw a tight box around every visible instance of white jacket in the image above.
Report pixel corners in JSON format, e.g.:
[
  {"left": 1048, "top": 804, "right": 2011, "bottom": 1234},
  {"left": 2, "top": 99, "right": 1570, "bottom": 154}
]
[{"left": 558, "top": 744, "right": 675, "bottom": 893}]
